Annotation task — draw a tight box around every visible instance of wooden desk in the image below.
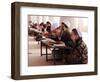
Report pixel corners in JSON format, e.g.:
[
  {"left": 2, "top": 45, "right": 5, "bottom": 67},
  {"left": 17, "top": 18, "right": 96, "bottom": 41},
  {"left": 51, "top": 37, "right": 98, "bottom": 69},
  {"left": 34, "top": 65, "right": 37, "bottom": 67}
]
[
  {"left": 30, "top": 28, "right": 42, "bottom": 34},
  {"left": 40, "top": 38, "right": 66, "bottom": 64}
]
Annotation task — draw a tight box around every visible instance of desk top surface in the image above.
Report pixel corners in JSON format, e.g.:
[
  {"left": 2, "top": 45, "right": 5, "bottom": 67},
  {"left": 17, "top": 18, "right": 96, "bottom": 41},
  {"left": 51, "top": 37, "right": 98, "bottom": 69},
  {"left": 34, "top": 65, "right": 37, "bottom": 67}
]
[{"left": 41, "top": 38, "right": 66, "bottom": 48}]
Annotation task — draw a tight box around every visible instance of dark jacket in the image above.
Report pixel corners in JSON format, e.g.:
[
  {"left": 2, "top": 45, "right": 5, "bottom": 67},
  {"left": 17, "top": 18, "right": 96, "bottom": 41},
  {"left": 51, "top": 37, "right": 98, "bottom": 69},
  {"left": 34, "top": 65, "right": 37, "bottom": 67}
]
[
  {"left": 61, "top": 30, "right": 74, "bottom": 47},
  {"left": 65, "top": 38, "right": 88, "bottom": 64}
]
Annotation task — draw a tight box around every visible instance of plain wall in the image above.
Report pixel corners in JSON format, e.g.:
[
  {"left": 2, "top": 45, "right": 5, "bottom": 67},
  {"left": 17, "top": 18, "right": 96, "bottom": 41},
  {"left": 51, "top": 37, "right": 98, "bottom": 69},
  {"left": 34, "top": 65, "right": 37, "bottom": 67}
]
[{"left": 0, "top": 0, "right": 100, "bottom": 82}]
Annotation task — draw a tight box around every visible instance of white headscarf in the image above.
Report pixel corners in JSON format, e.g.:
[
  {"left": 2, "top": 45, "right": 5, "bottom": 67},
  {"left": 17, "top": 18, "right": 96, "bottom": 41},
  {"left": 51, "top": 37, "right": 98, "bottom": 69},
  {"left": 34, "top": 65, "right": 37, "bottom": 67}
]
[{"left": 76, "top": 28, "right": 82, "bottom": 37}]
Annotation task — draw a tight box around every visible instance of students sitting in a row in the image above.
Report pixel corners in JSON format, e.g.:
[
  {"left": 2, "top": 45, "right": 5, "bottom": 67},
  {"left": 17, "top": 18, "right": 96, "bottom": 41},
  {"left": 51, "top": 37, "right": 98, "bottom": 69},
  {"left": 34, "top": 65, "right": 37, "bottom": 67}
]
[
  {"left": 52, "top": 27, "right": 88, "bottom": 64},
  {"left": 50, "top": 22, "right": 88, "bottom": 64},
  {"left": 30, "top": 21, "right": 51, "bottom": 33}
]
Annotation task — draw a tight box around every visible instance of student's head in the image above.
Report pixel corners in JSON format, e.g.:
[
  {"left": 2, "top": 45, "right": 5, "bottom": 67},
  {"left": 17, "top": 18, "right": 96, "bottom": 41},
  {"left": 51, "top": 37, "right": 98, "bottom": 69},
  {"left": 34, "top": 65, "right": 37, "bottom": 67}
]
[
  {"left": 61, "top": 22, "right": 69, "bottom": 28},
  {"left": 46, "top": 21, "right": 51, "bottom": 26},
  {"left": 34, "top": 23, "right": 38, "bottom": 26},
  {"left": 43, "top": 24, "right": 46, "bottom": 28},
  {"left": 71, "top": 28, "right": 82, "bottom": 42},
  {"left": 39, "top": 22, "right": 44, "bottom": 26}
]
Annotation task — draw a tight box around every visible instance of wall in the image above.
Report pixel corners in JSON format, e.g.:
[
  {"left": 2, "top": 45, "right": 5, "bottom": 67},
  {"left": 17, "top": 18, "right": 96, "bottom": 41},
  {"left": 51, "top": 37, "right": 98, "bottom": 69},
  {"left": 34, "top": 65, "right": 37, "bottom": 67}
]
[
  {"left": 60, "top": 17, "right": 88, "bottom": 32},
  {"left": 0, "top": 0, "right": 100, "bottom": 82}
]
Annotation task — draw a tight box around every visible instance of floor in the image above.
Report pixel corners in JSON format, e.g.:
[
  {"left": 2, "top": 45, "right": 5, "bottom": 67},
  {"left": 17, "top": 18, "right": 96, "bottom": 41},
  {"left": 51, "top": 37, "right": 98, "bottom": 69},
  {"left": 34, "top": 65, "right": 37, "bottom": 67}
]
[{"left": 28, "top": 36, "right": 62, "bottom": 66}]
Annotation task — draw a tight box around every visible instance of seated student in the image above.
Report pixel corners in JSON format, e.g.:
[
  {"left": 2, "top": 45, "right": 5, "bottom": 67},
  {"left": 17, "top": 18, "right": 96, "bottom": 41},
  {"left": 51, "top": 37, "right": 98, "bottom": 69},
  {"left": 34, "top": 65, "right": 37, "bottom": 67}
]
[
  {"left": 50, "top": 27, "right": 61, "bottom": 41},
  {"left": 39, "top": 22, "right": 44, "bottom": 32},
  {"left": 64, "top": 28, "right": 88, "bottom": 64},
  {"left": 52, "top": 23, "right": 73, "bottom": 60},
  {"left": 60, "top": 23, "right": 71, "bottom": 45},
  {"left": 57, "top": 22, "right": 74, "bottom": 47},
  {"left": 46, "top": 21, "right": 51, "bottom": 33},
  {"left": 32, "top": 23, "right": 38, "bottom": 29},
  {"left": 42, "top": 24, "right": 46, "bottom": 32},
  {"left": 43, "top": 21, "right": 52, "bottom": 38},
  {"left": 60, "top": 22, "right": 69, "bottom": 31},
  {"left": 51, "top": 22, "right": 71, "bottom": 42}
]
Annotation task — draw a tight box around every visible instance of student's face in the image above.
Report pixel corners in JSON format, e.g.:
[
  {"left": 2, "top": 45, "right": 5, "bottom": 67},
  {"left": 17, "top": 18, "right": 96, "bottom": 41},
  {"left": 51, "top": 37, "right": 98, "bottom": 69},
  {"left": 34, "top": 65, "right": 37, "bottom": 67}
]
[
  {"left": 56, "top": 29, "right": 61, "bottom": 36},
  {"left": 71, "top": 32, "right": 78, "bottom": 42},
  {"left": 47, "top": 23, "right": 51, "bottom": 27},
  {"left": 61, "top": 24, "right": 64, "bottom": 27}
]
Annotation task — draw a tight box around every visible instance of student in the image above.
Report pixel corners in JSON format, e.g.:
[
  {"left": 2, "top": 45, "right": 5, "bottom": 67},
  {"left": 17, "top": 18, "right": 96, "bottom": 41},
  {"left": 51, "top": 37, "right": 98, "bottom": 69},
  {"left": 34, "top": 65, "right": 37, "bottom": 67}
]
[
  {"left": 39, "top": 22, "right": 44, "bottom": 32},
  {"left": 32, "top": 23, "right": 39, "bottom": 29},
  {"left": 46, "top": 21, "right": 51, "bottom": 33},
  {"left": 52, "top": 23, "right": 73, "bottom": 61},
  {"left": 65, "top": 28, "right": 88, "bottom": 64},
  {"left": 54, "top": 22, "right": 70, "bottom": 41},
  {"left": 43, "top": 21, "right": 52, "bottom": 38},
  {"left": 61, "top": 22, "right": 69, "bottom": 31},
  {"left": 60, "top": 23, "right": 71, "bottom": 44}
]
